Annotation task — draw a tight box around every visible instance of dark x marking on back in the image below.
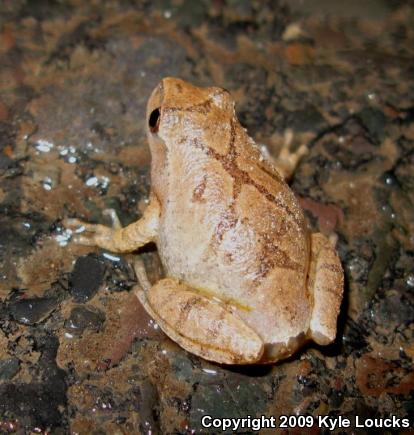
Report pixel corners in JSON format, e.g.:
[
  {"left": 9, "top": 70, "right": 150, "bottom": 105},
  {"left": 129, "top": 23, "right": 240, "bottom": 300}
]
[{"left": 163, "top": 100, "right": 305, "bottom": 278}]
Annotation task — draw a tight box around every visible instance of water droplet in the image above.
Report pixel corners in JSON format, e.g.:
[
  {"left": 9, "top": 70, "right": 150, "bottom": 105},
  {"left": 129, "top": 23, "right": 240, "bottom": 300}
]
[
  {"left": 100, "top": 176, "right": 110, "bottom": 189},
  {"left": 381, "top": 204, "right": 395, "bottom": 219},
  {"left": 406, "top": 274, "right": 414, "bottom": 288},
  {"left": 102, "top": 252, "right": 121, "bottom": 262},
  {"left": 86, "top": 176, "right": 98, "bottom": 187},
  {"left": 202, "top": 368, "right": 217, "bottom": 375},
  {"left": 54, "top": 228, "right": 73, "bottom": 247},
  {"left": 42, "top": 176, "right": 53, "bottom": 190},
  {"left": 35, "top": 139, "right": 54, "bottom": 153},
  {"left": 85, "top": 175, "right": 110, "bottom": 189}
]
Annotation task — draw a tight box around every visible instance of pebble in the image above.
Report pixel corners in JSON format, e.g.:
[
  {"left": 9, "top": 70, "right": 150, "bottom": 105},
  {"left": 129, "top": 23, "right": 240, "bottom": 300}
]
[
  {"left": 10, "top": 297, "right": 58, "bottom": 325},
  {"left": 65, "top": 305, "right": 105, "bottom": 336},
  {"left": 70, "top": 255, "right": 106, "bottom": 303},
  {"left": 0, "top": 358, "right": 20, "bottom": 380},
  {"left": 357, "top": 107, "right": 387, "bottom": 142}
]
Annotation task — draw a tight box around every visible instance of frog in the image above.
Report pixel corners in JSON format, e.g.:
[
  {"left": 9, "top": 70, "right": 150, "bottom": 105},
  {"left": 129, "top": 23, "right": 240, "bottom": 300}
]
[{"left": 65, "top": 77, "right": 343, "bottom": 364}]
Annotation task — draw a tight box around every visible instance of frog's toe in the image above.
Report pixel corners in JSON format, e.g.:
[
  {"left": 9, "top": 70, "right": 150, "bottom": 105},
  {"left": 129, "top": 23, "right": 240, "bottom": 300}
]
[
  {"left": 65, "top": 219, "right": 106, "bottom": 235},
  {"left": 278, "top": 138, "right": 308, "bottom": 169},
  {"left": 63, "top": 217, "right": 87, "bottom": 229},
  {"left": 267, "top": 129, "right": 308, "bottom": 181},
  {"left": 64, "top": 218, "right": 115, "bottom": 249},
  {"left": 71, "top": 234, "right": 100, "bottom": 246},
  {"left": 296, "top": 144, "right": 309, "bottom": 158}
]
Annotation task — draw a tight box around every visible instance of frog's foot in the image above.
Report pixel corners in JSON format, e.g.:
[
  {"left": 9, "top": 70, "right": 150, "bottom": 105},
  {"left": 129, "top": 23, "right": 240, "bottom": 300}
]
[
  {"left": 133, "top": 260, "right": 264, "bottom": 364},
  {"left": 64, "top": 196, "right": 160, "bottom": 253},
  {"left": 272, "top": 129, "right": 308, "bottom": 181},
  {"left": 307, "top": 233, "right": 344, "bottom": 345},
  {"left": 64, "top": 217, "right": 120, "bottom": 251}
]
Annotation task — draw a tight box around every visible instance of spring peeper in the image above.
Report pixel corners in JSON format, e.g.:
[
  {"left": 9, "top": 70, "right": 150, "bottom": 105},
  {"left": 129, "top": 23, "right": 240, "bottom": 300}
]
[{"left": 66, "top": 77, "right": 343, "bottom": 364}]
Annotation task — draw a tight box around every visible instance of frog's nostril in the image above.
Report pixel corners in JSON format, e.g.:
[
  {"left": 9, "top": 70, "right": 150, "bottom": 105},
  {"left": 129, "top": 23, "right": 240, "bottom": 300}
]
[{"left": 149, "top": 107, "right": 161, "bottom": 133}]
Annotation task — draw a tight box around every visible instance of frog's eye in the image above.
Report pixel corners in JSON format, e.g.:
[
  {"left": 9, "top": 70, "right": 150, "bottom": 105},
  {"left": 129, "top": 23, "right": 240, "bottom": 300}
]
[{"left": 149, "top": 107, "right": 161, "bottom": 133}]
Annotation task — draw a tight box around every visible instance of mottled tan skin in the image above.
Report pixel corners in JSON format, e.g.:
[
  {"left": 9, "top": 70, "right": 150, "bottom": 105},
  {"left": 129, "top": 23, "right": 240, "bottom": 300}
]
[{"left": 66, "top": 78, "right": 343, "bottom": 364}]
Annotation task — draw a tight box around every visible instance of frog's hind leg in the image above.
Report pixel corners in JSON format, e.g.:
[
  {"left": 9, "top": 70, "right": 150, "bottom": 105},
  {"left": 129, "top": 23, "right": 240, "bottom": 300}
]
[
  {"left": 133, "top": 259, "right": 264, "bottom": 364},
  {"left": 307, "top": 233, "right": 344, "bottom": 345}
]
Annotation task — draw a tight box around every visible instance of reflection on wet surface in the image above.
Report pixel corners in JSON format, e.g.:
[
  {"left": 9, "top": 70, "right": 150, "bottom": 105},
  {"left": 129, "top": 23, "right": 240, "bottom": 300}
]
[{"left": 0, "top": 0, "right": 413, "bottom": 433}]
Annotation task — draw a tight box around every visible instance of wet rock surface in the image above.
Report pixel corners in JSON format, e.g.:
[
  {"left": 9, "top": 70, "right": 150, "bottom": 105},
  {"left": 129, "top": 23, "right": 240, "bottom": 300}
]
[
  {"left": 0, "top": 0, "right": 413, "bottom": 433},
  {"left": 0, "top": 358, "right": 20, "bottom": 381},
  {"left": 64, "top": 305, "right": 105, "bottom": 336},
  {"left": 10, "top": 295, "right": 60, "bottom": 325},
  {"left": 69, "top": 254, "right": 106, "bottom": 303}
]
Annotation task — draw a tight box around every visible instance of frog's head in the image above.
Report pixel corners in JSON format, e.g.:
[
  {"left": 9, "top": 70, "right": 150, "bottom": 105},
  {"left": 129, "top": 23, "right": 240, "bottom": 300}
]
[{"left": 146, "top": 77, "right": 235, "bottom": 151}]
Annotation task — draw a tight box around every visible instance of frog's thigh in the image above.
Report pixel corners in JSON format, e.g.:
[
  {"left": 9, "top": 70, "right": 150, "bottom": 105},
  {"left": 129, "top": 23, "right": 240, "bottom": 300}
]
[
  {"left": 308, "top": 233, "right": 344, "bottom": 345},
  {"left": 135, "top": 278, "right": 264, "bottom": 364}
]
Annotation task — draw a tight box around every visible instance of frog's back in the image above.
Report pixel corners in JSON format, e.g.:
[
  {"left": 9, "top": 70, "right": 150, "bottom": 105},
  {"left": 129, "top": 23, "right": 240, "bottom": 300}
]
[{"left": 156, "top": 117, "right": 311, "bottom": 351}]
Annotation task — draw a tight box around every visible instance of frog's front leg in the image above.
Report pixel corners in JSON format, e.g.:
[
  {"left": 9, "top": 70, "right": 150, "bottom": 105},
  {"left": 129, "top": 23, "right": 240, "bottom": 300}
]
[
  {"left": 65, "top": 194, "right": 160, "bottom": 253},
  {"left": 307, "top": 233, "right": 344, "bottom": 345},
  {"left": 133, "top": 260, "right": 264, "bottom": 364}
]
